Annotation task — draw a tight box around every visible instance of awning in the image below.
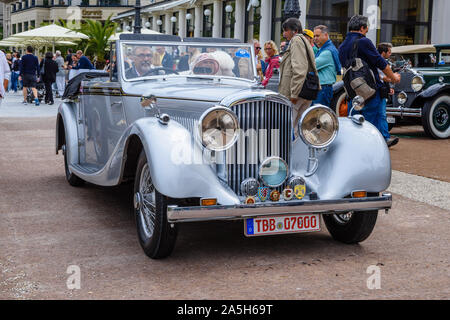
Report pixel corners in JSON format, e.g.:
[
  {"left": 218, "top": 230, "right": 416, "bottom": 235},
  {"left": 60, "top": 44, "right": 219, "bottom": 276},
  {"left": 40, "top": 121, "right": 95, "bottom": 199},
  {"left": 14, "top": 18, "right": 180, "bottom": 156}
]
[
  {"left": 114, "top": 0, "right": 192, "bottom": 20},
  {"left": 143, "top": 0, "right": 191, "bottom": 13},
  {"left": 392, "top": 45, "right": 436, "bottom": 54}
]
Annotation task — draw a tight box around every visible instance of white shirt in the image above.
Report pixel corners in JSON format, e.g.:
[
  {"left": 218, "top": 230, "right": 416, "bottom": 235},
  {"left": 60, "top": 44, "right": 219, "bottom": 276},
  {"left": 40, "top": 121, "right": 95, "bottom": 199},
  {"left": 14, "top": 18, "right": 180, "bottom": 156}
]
[{"left": 0, "top": 51, "right": 11, "bottom": 98}]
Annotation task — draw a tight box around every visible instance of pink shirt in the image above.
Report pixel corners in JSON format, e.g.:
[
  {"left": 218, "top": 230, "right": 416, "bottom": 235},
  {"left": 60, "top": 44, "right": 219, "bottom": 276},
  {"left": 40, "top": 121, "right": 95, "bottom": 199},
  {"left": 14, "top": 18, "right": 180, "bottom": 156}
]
[{"left": 262, "top": 55, "right": 280, "bottom": 87}]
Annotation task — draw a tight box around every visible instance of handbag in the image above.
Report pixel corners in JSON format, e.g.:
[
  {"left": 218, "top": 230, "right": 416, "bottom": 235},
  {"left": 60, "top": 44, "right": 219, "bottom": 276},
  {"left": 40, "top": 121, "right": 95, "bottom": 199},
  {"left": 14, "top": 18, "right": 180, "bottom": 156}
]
[
  {"left": 298, "top": 36, "right": 321, "bottom": 101},
  {"left": 40, "top": 59, "right": 45, "bottom": 76}
]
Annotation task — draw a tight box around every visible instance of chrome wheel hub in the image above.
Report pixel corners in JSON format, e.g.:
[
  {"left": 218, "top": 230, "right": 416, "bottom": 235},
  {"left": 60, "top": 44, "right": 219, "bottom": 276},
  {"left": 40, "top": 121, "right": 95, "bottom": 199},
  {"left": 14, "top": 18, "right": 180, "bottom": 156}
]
[
  {"left": 333, "top": 212, "right": 353, "bottom": 225},
  {"left": 137, "top": 164, "right": 156, "bottom": 238}
]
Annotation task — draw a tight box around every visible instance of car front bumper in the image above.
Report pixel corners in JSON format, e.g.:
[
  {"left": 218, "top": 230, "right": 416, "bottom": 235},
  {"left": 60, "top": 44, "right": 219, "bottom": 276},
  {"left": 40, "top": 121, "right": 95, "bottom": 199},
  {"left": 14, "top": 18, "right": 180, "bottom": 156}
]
[
  {"left": 167, "top": 193, "right": 392, "bottom": 223},
  {"left": 387, "top": 105, "right": 422, "bottom": 118}
]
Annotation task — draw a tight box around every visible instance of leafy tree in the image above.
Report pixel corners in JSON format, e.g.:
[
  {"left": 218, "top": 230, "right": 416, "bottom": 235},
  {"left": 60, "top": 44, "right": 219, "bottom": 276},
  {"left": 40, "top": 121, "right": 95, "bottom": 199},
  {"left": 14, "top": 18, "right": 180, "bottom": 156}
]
[{"left": 79, "top": 15, "right": 117, "bottom": 65}]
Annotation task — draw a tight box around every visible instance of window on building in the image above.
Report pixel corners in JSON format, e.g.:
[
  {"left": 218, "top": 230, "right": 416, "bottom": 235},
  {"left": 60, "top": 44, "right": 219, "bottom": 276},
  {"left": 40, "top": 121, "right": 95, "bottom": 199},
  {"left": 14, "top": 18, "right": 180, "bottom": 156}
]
[
  {"left": 31, "top": 20, "right": 35, "bottom": 29},
  {"left": 98, "top": 0, "right": 121, "bottom": 5},
  {"left": 159, "top": 15, "right": 165, "bottom": 34},
  {"left": 223, "top": 0, "right": 235, "bottom": 39},
  {"left": 186, "top": 8, "right": 194, "bottom": 37},
  {"left": 378, "top": 0, "right": 432, "bottom": 46},
  {"left": 12, "top": 24, "right": 16, "bottom": 35},
  {"left": 203, "top": 4, "right": 213, "bottom": 37},
  {"left": 246, "top": 0, "right": 261, "bottom": 42},
  {"left": 305, "top": 0, "right": 361, "bottom": 47},
  {"left": 172, "top": 12, "right": 179, "bottom": 36},
  {"left": 24, "top": 21, "right": 29, "bottom": 31}
]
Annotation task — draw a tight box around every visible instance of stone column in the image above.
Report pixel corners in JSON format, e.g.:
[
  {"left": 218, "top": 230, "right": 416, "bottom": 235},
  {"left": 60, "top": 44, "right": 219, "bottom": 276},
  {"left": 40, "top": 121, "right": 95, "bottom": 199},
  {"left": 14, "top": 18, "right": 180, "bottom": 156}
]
[
  {"left": 194, "top": 5, "right": 202, "bottom": 37},
  {"left": 234, "top": 0, "right": 245, "bottom": 41},
  {"left": 363, "top": 0, "right": 379, "bottom": 45},
  {"left": 165, "top": 12, "right": 172, "bottom": 35},
  {"left": 260, "top": 0, "right": 272, "bottom": 46},
  {"left": 179, "top": 8, "right": 187, "bottom": 39},
  {"left": 152, "top": 14, "right": 159, "bottom": 31},
  {"left": 212, "top": 0, "right": 223, "bottom": 38},
  {"left": 432, "top": 0, "right": 450, "bottom": 44}
]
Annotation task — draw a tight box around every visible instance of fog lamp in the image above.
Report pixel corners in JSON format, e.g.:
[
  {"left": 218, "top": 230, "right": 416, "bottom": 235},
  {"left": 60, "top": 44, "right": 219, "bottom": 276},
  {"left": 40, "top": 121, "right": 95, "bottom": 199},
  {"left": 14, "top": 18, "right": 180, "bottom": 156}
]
[
  {"left": 259, "top": 157, "right": 289, "bottom": 187},
  {"left": 397, "top": 91, "right": 407, "bottom": 105}
]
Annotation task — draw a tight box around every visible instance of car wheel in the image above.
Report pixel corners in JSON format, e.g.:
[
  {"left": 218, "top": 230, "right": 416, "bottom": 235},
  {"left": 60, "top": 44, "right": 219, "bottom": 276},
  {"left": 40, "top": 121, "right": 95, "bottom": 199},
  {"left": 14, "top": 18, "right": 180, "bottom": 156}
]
[
  {"left": 62, "top": 144, "right": 85, "bottom": 187},
  {"left": 133, "top": 151, "right": 177, "bottom": 259},
  {"left": 422, "top": 95, "right": 450, "bottom": 139},
  {"left": 323, "top": 211, "right": 378, "bottom": 244},
  {"left": 331, "top": 90, "right": 348, "bottom": 117}
]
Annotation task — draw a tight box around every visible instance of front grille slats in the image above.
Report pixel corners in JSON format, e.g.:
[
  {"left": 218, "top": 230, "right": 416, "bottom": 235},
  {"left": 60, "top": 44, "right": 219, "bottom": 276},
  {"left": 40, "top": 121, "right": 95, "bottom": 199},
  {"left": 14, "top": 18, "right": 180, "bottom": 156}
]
[{"left": 227, "top": 100, "right": 291, "bottom": 195}]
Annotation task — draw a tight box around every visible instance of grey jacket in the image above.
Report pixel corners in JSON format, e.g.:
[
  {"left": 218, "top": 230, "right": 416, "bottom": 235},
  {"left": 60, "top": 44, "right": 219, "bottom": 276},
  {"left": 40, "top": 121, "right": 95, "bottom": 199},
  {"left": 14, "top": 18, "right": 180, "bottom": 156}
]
[
  {"left": 279, "top": 34, "right": 319, "bottom": 100},
  {"left": 55, "top": 56, "right": 65, "bottom": 77}
]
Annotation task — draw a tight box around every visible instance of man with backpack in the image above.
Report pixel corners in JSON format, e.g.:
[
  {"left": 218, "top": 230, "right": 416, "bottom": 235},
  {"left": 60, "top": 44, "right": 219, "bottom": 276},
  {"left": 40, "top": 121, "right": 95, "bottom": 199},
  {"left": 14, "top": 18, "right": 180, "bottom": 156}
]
[
  {"left": 339, "top": 15, "right": 400, "bottom": 147},
  {"left": 19, "top": 46, "right": 40, "bottom": 106}
]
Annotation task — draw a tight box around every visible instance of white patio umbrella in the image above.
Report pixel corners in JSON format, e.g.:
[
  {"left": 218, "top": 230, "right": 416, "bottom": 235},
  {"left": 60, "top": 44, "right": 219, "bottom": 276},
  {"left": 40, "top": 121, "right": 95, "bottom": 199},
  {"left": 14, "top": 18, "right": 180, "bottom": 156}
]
[
  {"left": 11, "top": 24, "right": 89, "bottom": 52},
  {"left": 108, "top": 28, "right": 162, "bottom": 42}
]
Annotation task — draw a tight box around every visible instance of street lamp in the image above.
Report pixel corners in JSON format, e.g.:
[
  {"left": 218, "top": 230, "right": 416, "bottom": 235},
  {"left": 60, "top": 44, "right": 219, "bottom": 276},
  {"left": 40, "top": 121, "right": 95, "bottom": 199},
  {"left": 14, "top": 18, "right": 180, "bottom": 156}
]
[
  {"left": 283, "top": 0, "right": 301, "bottom": 22},
  {"left": 133, "top": 0, "right": 142, "bottom": 34}
]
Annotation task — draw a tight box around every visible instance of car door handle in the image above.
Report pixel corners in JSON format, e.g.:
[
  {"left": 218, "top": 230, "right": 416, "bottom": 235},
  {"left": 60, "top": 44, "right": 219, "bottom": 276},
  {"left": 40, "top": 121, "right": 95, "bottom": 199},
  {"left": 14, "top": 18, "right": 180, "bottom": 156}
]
[{"left": 111, "top": 101, "right": 122, "bottom": 107}]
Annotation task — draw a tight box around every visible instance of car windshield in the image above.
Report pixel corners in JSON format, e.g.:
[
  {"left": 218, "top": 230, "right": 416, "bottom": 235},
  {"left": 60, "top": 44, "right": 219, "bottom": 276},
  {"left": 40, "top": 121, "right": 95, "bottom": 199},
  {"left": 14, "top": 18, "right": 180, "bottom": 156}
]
[{"left": 120, "top": 42, "right": 256, "bottom": 81}]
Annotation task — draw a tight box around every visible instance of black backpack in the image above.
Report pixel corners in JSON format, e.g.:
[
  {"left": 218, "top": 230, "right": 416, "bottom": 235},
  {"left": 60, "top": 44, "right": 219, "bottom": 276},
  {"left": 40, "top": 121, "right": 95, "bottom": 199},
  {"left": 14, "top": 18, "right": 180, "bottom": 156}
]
[{"left": 342, "top": 39, "right": 377, "bottom": 104}]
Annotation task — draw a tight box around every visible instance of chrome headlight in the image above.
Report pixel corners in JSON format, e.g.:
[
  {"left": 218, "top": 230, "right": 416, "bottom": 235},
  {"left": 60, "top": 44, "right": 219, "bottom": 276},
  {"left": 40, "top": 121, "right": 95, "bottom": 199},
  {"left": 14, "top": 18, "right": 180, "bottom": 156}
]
[
  {"left": 411, "top": 76, "right": 425, "bottom": 92},
  {"left": 397, "top": 91, "right": 408, "bottom": 105},
  {"left": 299, "top": 105, "right": 339, "bottom": 148},
  {"left": 199, "top": 106, "right": 239, "bottom": 151}
]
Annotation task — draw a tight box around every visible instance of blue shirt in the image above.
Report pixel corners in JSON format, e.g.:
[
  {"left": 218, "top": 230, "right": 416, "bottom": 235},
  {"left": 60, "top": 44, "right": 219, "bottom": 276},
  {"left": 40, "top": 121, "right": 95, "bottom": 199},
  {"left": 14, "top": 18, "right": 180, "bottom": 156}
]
[
  {"left": 315, "top": 50, "right": 336, "bottom": 85},
  {"left": 19, "top": 54, "right": 39, "bottom": 76},
  {"left": 339, "top": 32, "right": 387, "bottom": 87},
  {"left": 73, "top": 56, "right": 94, "bottom": 70}
]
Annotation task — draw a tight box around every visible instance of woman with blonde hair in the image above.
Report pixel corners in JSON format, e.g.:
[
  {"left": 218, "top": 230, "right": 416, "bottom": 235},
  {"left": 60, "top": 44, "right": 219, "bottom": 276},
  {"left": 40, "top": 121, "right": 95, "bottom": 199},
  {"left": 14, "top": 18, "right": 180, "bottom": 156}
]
[{"left": 262, "top": 40, "right": 280, "bottom": 88}]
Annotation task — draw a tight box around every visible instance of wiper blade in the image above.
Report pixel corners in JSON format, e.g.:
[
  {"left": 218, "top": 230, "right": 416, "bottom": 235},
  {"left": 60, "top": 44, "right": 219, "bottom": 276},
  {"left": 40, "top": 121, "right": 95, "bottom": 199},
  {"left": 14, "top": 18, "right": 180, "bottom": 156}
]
[{"left": 186, "top": 76, "right": 215, "bottom": 81}]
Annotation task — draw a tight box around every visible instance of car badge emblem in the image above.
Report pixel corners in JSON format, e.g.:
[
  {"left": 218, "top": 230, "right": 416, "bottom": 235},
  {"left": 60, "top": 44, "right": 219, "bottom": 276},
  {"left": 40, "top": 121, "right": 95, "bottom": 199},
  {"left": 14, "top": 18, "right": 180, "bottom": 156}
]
[
  {"left": 270, "top": 190, "right": 280, "bottom": 202},
  {"left": 258, "top": 187, "right": 269, "bottom": 202},
  {"left": 294, "top": 184, "right": 306, "bottom": 200},
  {"left": 245, "top": 196, "right": 256, "bottom": 204},
  {"left": 282, "top": 187, "right": 294, "bottom": 201}
]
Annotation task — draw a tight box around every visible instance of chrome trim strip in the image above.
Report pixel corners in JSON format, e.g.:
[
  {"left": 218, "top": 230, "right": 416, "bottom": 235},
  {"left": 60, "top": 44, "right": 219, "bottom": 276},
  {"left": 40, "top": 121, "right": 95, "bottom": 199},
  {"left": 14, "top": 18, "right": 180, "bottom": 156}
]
[
  {"left": 167, "top": 193, "right": 392, "bottom": 223},
  {"left": 387, "top": 107, "right": 422, "bottom": 118}
]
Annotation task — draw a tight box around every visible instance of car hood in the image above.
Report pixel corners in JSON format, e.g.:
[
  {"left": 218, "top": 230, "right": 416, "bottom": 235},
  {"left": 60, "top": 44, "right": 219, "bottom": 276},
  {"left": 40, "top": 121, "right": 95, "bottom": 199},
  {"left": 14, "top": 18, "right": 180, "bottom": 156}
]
[{"left": 121, "top": 77, "right": 270, "bottom": 104}]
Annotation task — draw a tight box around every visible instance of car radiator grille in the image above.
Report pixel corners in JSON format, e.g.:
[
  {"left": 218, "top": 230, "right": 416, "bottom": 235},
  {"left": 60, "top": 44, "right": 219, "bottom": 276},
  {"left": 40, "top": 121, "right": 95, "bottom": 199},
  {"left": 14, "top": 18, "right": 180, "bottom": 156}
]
[{"left": 226, "top": 99, "right": 292, "bottom": 195}]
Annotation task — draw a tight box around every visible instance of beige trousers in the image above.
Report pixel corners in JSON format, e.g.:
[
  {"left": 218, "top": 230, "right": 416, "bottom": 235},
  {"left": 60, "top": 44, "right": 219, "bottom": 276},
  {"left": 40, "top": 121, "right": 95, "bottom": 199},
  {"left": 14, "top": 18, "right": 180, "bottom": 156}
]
[{"left": 292, "top": 98, "right": 312, "bottom": 139}]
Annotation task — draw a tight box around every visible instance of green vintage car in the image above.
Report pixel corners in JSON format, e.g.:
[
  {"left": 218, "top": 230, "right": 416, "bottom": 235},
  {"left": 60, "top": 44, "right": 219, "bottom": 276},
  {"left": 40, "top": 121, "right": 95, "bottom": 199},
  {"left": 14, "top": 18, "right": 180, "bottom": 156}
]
[{"left": 387, "top": 44, "right": 450, "bottom": 139}]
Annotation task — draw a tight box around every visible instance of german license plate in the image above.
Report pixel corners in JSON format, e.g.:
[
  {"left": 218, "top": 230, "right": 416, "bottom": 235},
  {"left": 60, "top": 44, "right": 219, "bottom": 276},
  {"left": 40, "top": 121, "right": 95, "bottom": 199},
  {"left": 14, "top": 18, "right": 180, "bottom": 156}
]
[
  {"left": 387, "top": 116, "right": 396, "bottom": 124},
  {"left": 244, "top": 213, "right": 321, "bottom": 237}
]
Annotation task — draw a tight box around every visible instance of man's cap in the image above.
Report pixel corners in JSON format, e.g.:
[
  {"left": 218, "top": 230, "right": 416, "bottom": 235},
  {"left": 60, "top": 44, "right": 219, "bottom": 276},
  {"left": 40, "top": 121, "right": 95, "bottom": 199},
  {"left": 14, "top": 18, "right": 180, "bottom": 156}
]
[{"left": 303, "top": 29, "right": 314, "bottom": 39}]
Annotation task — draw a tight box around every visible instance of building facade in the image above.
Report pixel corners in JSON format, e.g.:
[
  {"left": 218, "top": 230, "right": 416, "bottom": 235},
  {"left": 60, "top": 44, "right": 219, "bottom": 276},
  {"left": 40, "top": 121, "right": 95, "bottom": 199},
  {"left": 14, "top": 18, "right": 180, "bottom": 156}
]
[
  {"left": 0, "top": 0, "right": 157, "bottom": 39},
  {"left": 112, "top": 0, "right": 450, "bottom": 47},
  {"left": 2, "top": 0, "right": 448, "bottom": 45}
]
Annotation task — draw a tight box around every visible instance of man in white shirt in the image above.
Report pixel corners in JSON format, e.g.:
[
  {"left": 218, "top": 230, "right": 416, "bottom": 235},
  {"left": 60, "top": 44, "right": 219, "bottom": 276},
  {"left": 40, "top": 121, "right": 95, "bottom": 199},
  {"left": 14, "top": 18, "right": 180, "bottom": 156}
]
[{"left": 0, "top": 50, "right": 11, "bottom": 106}]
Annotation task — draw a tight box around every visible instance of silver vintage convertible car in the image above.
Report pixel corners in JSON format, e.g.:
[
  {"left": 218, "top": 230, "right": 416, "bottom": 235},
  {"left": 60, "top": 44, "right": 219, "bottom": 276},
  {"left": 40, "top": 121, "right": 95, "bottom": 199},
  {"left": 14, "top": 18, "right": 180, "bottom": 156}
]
[{"left": 56, "top": 34, "right": 392, "bottom": 259}]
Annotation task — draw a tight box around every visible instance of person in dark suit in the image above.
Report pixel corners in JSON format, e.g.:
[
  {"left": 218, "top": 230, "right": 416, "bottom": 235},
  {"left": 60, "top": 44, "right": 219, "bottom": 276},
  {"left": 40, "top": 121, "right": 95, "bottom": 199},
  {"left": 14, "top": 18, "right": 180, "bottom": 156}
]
[
  {"left": 40, "top": 51, "right": 59, "bottom": 105},
  {"left": 125, "top": 46, "right": 154, "bottom": 79},
  {"left": 156, "top": 46, "right": 173, "bottom": 69}
]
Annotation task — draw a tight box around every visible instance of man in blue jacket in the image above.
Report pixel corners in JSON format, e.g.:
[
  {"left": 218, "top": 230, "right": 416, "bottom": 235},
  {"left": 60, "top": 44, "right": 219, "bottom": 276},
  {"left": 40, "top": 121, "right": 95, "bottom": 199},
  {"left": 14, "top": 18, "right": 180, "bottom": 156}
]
[
  {"left": 19, "top": 46, "right": 40, "bottom": 106},
  {"left": 339, "top": 15, "right": 400, "bottom": 147},
  {"left": 313, "top": 25, "right": 341, "bottom": 107},
  {"left": 71, "top": 50, "right": 94, "bottom": 70}
]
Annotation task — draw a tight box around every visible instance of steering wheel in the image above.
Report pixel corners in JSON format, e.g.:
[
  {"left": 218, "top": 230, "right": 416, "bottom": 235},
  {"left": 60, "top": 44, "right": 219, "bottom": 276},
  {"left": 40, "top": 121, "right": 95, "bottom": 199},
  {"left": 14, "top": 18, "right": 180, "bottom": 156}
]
[{"left": 141, "top": 67, "right": 179, "bottom": 77}]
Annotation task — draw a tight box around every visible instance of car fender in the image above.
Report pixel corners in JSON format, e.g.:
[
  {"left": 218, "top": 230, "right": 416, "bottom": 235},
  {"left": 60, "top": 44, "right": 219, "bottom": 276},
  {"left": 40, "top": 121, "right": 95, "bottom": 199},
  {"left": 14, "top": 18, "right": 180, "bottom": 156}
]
[
  {"left": 127, "top": 117, "right": 241, "bottom": 205},
  {"left": 56, "top": 101, "right": 79, "bottom": 165},
  {"left": 290, "top": 118, "right": 391, "bottom": 199},
  {"left": 418, "top": 83, "right": 450, "bottom": 99}
]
